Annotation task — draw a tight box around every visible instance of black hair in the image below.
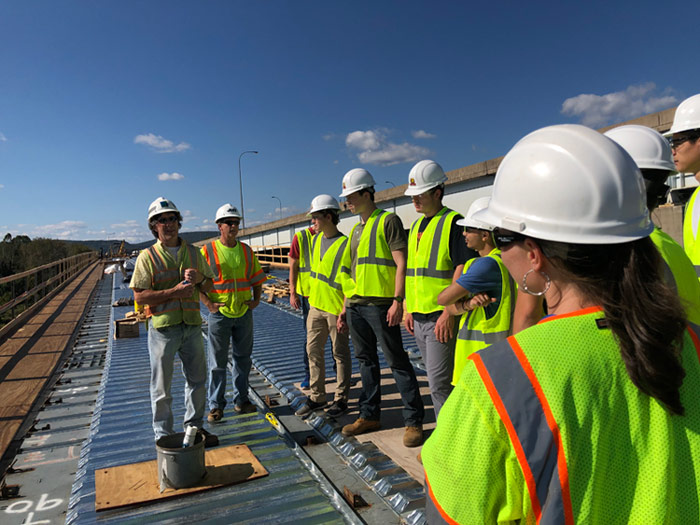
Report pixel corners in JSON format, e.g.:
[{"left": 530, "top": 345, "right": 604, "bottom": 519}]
[
  {"left": 538, "top": 237, "right": 687, "bottom": 415},
  {"left": 359, "top": 187, "right": 375, "bottom": 202},
  {"left": 641, "top": 169, "right": 672, "bottom": 212}
]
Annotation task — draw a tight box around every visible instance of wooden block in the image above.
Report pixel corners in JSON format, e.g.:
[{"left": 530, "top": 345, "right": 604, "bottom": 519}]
[
  {"left": 114, "top": 318, "right": 139, "bottom": 339},
  {"left": 94, "top": 444, "right": 268, "bottom": 511}
]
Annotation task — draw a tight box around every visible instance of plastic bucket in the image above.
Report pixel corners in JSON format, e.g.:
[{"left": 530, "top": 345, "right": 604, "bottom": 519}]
[{"left": 156, "top": 432, "right": 206, "bottom": 490}]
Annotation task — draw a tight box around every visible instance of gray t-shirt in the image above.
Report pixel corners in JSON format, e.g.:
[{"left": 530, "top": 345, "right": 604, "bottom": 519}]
[
  {"left": 348, "top": 210, "right": 407, "bottom": 305},
  {"left": 319, "top": 232, "right": 344, "bottom": 259}
]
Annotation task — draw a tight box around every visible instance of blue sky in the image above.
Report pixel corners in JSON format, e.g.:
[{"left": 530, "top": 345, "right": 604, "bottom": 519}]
[{"left": 1, "top": 1, "right": 698, "bottom": 243}]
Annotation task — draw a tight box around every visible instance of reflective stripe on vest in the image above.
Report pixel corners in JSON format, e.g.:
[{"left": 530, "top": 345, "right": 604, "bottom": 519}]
[
  {"left": 295, "top": 229, "right": 313, "bottom": 296},
  {"left": 453, "top": 249, "right": 515, "bottom": 383},
  {"left": 202, "top": 241, "right": 253, "bottom": 294},
  {"left": 347, "top": 208, "right": 397, "bottom": 298},
  {"left": 406, "top": 207, "right": 459, "bottom": 313},
  {"left": 651, "top": 227, "right": 700, "bottom": 325},
  {"left": 145, "top": 244, "right": 200, "bottom": 315},
  {"left": 682, "top": 186, "right": 700, "bottom": 280},
  {"left": 469, "top": 337, "right": 575, "bottom": 525},
  {"left": 309, "top": 234, "right": 348, "bottom": 316}
]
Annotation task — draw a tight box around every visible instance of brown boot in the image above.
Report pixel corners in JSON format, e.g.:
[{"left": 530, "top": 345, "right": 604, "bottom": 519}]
[
  {"left": 341, "top": 417, "right": 381, "bottom": 436},
  {"left": 403, "top": 425, "right": 423, "bottom": 447}
]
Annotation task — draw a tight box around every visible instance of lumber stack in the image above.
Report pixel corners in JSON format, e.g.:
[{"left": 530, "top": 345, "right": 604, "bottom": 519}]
[{"left": 262, "top": 279, "right": 290, "bottom": 303}]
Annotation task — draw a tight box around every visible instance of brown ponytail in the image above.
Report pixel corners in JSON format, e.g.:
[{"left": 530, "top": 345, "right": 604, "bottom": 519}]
[{"left": 540, "top": 237, "right": 687, "bottom": 415}]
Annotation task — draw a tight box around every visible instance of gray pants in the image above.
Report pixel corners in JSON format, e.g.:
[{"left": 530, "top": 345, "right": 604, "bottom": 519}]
[{"left": 414, "top": 319, "right": 455, "bottom": 418}]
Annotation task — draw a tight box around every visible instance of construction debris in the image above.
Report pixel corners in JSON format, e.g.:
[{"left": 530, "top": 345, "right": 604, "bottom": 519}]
[{"left": 262, "top": 278, "right": 290, "bottom": 303}]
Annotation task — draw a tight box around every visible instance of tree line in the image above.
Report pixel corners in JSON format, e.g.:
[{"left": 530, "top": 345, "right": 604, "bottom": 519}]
[{"left": 1, "top": 233, "right": 92, "bottom": 278}]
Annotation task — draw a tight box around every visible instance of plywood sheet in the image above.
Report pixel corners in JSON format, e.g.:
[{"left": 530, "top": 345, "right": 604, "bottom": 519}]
[{"left": 95, "top": 444, "right": 268, "bottom": 511}]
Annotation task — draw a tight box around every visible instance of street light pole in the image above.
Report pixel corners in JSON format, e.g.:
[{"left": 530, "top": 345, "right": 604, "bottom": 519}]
[
  {"left": 385, "top": 180, "right": 397, "bottom": 213},
  {"left": 238, "top": 150, "right": 259, "bottom": 229},
  {"left": 271, "top": 196, "right": 282, "bottom": 220}
]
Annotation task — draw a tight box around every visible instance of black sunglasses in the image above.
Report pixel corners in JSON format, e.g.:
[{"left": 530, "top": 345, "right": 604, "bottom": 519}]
[
  {"left": 220, "top": 219, "right": 240, "bottom": 227},
  {"left": 463, "top": 226, "right": 482, "bottom": 234},
  {"left": 669, "top": 134, "right": 700, "bottom": 149},
  {"left": 492, "top": 228, "right": 527, "bottom": 249},
  {"left": 155, "top": 215, "right": 178, "bottom": 225}
]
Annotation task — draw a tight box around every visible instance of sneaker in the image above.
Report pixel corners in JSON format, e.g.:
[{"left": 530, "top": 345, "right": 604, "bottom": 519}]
[
  {"left": 403, "top": 425, "right": 423, "bottom": 448},
  {"left": 300, "top": 378, "right": 310, "bottom": 390},
  {"left": 341, "top": 417, "right": 380, "bottom": 436},
  {"left": 325, "top": 400, "right": 349, "bottom": 418},
  {"left": 295, "top": 398, "right": 327, "bottom": 417},
  {"left": 234, "top": 401, "right": 257, "bottom": 414},
  {"left": 198, "top": 428, "right": 219, "bottom": 448},
  {"left": 207, "top": 408, "right": 223, "bottom": 423}
]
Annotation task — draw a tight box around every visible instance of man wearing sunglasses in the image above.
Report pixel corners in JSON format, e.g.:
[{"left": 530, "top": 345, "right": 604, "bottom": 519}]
[
  {"left": 200, "top": 204, "right": 266, "bottom": 424},
  {"left": 667, "top": 94, "right": 700, "bottom": 278},
  {"left": 437, "top": 197, "right": 515, "bottom": 383},
  {"left": 606, "top": 125, "right": 700, "bottom": 324},
  {"left": 130, "top": 197, "right": 218, "bottom": 447},
  {"left": 403, "top": 160, "right": 472, "bottom": 418}
]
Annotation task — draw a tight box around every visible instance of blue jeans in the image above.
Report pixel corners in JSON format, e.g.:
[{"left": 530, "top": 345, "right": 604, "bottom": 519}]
[
  {"left": 347, "top": 303, "right": 424, "bottom": 426},
  {"left": 301, "top": 295, "right": 310, "bottom": 380},
  {"left": 207, "top": 310, "right": 254, "bottom": 409},
  {"left": 147, "top": 323, "right": 207, "bottom": 439}
]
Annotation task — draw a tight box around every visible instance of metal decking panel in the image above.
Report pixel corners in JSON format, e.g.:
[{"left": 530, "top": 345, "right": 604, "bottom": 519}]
[{"left": 66, "top": 277, "right": 353, "bottom": 524}]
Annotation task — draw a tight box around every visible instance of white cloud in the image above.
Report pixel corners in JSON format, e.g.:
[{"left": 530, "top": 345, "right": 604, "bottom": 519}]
[
  {"left": 561, "top": 83, "right": 677, "bottom": 128},
  {"left": 134, "top": 133, "right": 191, "bottom": 153},
  {"left": 322, "top": 133, "right": 337, "bottom": 141},
  {"left": 29, "top": 220, "right": 89, "bottom": 240},
  {"left": 0, "top": 132, "right": 6, "bottom": 142},
  {"left": 345, "top": 129, "right": 431, "bottom": 166},
  {"left": 157, "top": 172, "right": 184, "bottom": 181},
  {"left": 0, "top": 184, "right": 4, "bottom": 189},
  {"left": 412, "top": 129, "right": 436, "bottom": 139}
]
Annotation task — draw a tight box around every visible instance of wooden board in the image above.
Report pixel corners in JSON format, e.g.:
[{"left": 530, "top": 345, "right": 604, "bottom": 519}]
[{"left": 94, "top": 444, "right": 268, "bottom": 511}]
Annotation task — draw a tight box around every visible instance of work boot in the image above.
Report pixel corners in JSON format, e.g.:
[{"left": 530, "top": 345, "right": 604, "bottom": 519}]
[
  {"left": 207, "top": 408, "right": 223, "bottom": 423},
  {"left": 403, "top": 425, "right": 423, "bottom": 448},
  {"left": 295, "top": 398, "right": 327, "bottom": 417},
  {"left": 198, "top": 428, "right": 219, "bottom": 448},
  {"left": 341, "top": 418, "right": 380, "bottom": 437},
  {"left": 325, "top": 400, "right": 349, "bottom": 418},
  {"left": 234, "top": 401, "right": 257, "bottom": 414}
]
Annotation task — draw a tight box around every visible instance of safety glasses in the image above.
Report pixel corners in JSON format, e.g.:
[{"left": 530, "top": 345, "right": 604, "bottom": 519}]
[
  {"left": 669, "top": 133, "right": 700, "bottom": 150},
  {"left": 492, "top": 228, "right": 527, "bottom": 249},
  {"left": 220, "top": 219, "right": 240, "bottom": 227},
  {"left": 155, "top": 215, "right": 178, "bottom": 225}
]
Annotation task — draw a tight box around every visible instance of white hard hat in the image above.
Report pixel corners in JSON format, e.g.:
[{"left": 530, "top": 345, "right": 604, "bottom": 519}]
[
  {"left": 339, "top": 168, "right": 376, "bottom": 198},
  {"left": 215, "top": 203, "right": 242, "bottom": 222},
  {"left": 404, "top": 160, "right": 448, "bottom": 196},
  {"left": 605, "top": 125, "right": 676, "bottom": 173},
  {"left": 308, "top": 194, "right": 340, "bottom": 215},
  {"left": 147, "top": 197, "right": 180, "bottom": 221},
  {"left": 666, "top": 94, "right": 700, "bottom": 135},
  {"left": 457, "top": 197, "right": 494, "bottom": 231},
  {"left": 473, "top": 124, "right": 652, "bottom": 244}
]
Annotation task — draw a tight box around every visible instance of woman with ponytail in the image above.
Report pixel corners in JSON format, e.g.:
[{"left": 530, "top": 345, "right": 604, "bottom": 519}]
[{"left": 422, "top": 125, "right": 700, "bottom": 524}]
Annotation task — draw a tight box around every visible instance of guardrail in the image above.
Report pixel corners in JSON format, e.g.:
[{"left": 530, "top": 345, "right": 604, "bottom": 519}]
[
  {"left": 0, "top": 252, "right": 98, "bottom": 340},
  {"left": 253, "top": 244, "right": 290, "bottom": 269}
]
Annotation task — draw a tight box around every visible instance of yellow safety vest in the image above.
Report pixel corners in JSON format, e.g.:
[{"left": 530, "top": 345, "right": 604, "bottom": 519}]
[
  {"left": 342, "top": 209, "right": 397, "bottom": 299},
  {"left": 142, "top": 242, "right": 202, "bottom": 328},
  {"left": 651, "top": 227, "right": 700, "bottom": 324},
  {"left": 201, "top": 240, "right": 265, "bottom": 318},
  {"left": 406, "top": 207, "right": 459, "bottom": 314},
  {"left": 293, "top": 229, "right": 314, "bottom": 297},
  {"left": 424, "top": 307, "right": 700, "bottom": 524},
  {"left": 453, "top": 248, "right": 514, "bottom": 384},
  {"left": 683, "top": 186, "right": 700, "bottom": 282},
  {"left": 308, "top": 233, "right": 348, "bottom": 316}
]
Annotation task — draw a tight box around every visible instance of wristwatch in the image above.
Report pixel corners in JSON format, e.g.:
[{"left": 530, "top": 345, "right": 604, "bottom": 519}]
[{"left": 393, "top": 296, "right": 404, "bottom": 303}]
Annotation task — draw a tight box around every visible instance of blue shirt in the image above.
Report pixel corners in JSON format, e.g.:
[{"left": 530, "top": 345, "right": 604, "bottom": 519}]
[{"left": 456, "top": 256, "right": 503, "bottom": 319}]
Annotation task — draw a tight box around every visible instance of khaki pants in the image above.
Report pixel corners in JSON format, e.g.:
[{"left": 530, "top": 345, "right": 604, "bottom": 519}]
[{"left": 306, "top": 306, "right": 351, "bottom": 404}]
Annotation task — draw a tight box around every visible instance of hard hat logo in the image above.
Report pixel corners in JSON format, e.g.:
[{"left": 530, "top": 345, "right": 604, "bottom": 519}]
[
  {"left": 409, "top": 178, "right": 416, "bottom": 186},
  {"left": 160, "top": 201, "right": 169, "bottom": 208},
  {"left": 342, "top": 183, "right": 347, "bottom": 189}
]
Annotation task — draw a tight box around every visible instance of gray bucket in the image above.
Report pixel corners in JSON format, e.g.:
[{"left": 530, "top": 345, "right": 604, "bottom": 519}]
[{"left": 156, "top": 432, "right": 206, "bottom": 491}]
